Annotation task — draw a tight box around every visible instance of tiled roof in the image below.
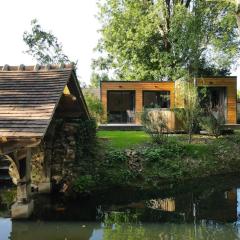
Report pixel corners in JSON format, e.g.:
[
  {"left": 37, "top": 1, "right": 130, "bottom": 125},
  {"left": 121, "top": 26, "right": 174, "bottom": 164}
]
[{"left": 0, "top": 64, "right": 73, "bottom": 139}]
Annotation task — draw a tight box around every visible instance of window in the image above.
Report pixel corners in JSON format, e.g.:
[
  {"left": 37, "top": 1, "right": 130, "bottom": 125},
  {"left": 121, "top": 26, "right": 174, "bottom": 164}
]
[{"left": 143, "top": 91, "right": 170, "bottom": 108}]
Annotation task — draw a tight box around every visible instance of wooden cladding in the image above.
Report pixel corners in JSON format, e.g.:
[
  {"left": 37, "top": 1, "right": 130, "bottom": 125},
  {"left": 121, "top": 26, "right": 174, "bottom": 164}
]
[
  {"left": 101, "top": 77, "right": 237, "bottom": 126},
  {"left": 101, "top": 81, "right": 175, "bottom": 124}
]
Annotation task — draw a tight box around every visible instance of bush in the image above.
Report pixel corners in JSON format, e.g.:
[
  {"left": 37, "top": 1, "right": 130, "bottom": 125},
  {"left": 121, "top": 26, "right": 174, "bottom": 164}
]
[
  {"left": 104, "top": 150, "right": 127, "bottom": 166},
  {"left": 174, "top": 108, "right": 201, "bottom": 134},
  {"left": 200, "top": 107, "right": 225, "bottom": 138},
  {"left": 73, "top": 175, "right": 95, "bottom": 192},
  {"left": 74, "top": 119, "right": 97, "bottom": 159},
  {"left": 84, "top": 91, "right": 105, "bottom": 123},
  {"left": 141, "top": 142, "right": 186, "bottom": 163},
  {"left": 141, "top": 109, "right": 168, "bottom": 144}
]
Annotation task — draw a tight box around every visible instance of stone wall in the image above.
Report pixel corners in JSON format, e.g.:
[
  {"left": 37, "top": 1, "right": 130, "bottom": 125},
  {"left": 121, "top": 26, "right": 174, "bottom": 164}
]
[
  {"left": 50, "top": 121, "right": 79, "bottom": 184},
  {"left": 30, "top": 120, "right": 80, "bottom": 190},
  {"left": 31, "top": 118, "right": 96, "bottom": 192}
]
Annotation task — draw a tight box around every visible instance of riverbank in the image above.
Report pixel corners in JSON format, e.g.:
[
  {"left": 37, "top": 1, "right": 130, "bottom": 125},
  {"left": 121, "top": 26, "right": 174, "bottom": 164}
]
[{"left": 72, "top": 131, "right": 240, "bottom": 194}]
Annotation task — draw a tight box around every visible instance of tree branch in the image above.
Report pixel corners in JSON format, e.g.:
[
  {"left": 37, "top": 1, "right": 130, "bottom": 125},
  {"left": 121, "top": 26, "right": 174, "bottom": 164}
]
[{"left": 185, "top": 0, "right": 192, "bottom": 8}]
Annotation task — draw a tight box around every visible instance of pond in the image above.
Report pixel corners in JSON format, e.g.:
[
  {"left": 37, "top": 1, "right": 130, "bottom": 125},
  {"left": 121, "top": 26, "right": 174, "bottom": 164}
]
[{"left": 1, "top": 173, "right": 240, "bottom": 240}]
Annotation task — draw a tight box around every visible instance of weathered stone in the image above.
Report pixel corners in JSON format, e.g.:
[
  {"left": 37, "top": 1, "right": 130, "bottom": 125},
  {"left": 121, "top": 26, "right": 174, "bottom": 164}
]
[
  {"left": 11, "top": 200, "right": 34, "bottom": 219},
  {"left": 38, "top": 181, "right": 51, "bottom": 193}
]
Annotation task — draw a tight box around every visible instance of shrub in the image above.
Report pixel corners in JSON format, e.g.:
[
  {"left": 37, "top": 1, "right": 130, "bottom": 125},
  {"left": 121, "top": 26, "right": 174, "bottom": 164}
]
[
  {"left": 73, "top": 175, "right": 95, "bottom": 192},
  {"left": 200, "top": 106, "right": 225, "bottom": 138},
  {"left": 141, "top": 142, "right": 186, "bottom": 163},
  {"left": 104, "top": 150, "right": 127, "bottom": 166},
  {"left": 84, "top": 91, "right": 105, "bottom": 123},
  {"left": 141, "top": 109, "right": 168, "bottom": 144},
  {"left": 74, "top": 119, "right": 97, "bottom": 159}
]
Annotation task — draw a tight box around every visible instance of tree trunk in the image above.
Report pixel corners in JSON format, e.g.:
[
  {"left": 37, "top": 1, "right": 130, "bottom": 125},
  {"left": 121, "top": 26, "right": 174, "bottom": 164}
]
[
  {"left": 188, "top": 128, "right": 192, "bottom": 144},
  {"left": 236, "top": 0, "right": 240, "bottom": 31}
]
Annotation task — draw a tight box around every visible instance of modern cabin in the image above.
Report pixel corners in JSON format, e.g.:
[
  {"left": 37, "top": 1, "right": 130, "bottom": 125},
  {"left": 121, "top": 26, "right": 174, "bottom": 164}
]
[{"left": 100, "top": 77, "right": 237, "bottom": 130}]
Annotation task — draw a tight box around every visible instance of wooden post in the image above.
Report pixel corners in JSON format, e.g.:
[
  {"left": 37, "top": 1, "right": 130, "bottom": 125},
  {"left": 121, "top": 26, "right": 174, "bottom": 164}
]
[
  {"left": 135, "top": 89, "right": 143, "bottom": 124},
  {"left": 11, "top": 148, "right": 34, "bottom": 219}
]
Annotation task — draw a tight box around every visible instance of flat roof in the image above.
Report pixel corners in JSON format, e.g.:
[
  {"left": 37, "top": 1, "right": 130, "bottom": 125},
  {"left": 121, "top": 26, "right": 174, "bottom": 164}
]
[{"left": 101, "top": 76, "right": 237, "bottom": 83}]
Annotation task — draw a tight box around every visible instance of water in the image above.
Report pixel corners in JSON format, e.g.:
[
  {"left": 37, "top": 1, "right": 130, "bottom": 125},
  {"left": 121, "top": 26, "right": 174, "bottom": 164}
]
[
  {"left": 2, "top": 220, "right": 240, "bottom": 240},
  {"left": 2, "top": 174, "right": 240, "bottom": 240}
]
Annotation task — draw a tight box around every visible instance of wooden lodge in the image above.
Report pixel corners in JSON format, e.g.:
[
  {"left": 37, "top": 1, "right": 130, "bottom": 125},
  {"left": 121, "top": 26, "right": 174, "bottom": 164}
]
[
  {"left": 0, "top": 64, "right": 90, "bottom": 218},
  {"left": 101, "top": 77, "right": 237, "bottom": 130}
]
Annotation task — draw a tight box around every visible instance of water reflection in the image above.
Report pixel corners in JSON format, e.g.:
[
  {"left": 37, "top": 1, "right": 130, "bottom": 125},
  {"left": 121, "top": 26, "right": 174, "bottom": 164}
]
[
  {"left": 2, "top": 219, "right": 240, "bottom": 240},
  {"left": 2, "top": 175, "right": 240, "bottom": 239}
]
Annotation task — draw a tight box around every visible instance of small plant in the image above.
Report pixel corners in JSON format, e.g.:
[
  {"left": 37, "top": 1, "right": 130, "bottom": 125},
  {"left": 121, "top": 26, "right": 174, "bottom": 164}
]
[
  {"left": 141, "top": 109, "right": 168, "bottom": 144},
  {"left": 200, "top": 105, "right": 225, "bottom": 138},
  {"left": 73, "top": 175, "right": 96, "bottom": 193}
]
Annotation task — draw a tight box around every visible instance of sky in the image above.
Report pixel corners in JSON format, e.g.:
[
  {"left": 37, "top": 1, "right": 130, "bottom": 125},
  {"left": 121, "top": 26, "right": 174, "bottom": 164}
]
[
  {"left": 0, "top": 0, "right": 239, "bottom": 89},
  {"left": 0, "top": 0, "right": 100, "bottom": 84}
]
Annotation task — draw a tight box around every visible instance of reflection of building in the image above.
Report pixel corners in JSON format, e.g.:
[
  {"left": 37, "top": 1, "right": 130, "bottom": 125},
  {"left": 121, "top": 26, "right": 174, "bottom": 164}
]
[
  {"left": 238, "top": 99, "right": 240, "bottom": 123},
  {"left": 148, "top": 198, "right": 176, "bottom": 212},
  {"left": 101, "top": 77, "right": 237, "bottom": 130},
  {"left": 198, "top": 189, "right": 237, "bottom": 223},
  {"left": 174, "top": 189, "right": 238, "bottom": 223}
]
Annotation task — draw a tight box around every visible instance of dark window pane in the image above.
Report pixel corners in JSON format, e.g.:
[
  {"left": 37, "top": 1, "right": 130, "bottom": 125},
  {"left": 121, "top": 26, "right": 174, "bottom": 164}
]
[
  {"left": 159, "top": 91, "right": 170, "bottom": 108},
  {"left": 143, "top": 91, "right": 170, "bottom": 108},
  {"left": 107, "top": 91, "right": 135, "bottom": 123}
]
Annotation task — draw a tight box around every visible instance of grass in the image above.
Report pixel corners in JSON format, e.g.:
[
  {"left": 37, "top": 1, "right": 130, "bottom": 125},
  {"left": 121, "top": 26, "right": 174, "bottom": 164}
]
[
  {"left": 97, "top": 131, "right": 150, "bottom": 149},
  {"left": 97, "top": 130, "right": 217, "bottom": 149},
  {"left": 75, "top": 131, "right": 240, "bottom": 193}
]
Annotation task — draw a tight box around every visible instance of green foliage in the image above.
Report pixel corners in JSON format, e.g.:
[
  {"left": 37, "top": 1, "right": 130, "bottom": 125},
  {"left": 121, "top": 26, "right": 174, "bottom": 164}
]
[
  {"left": 90, "top": 72, "right": 110, "bottom": 87},
  {"left": 104, "top": 211, "right": 139, "bottom": 226},
  {"left": 0, "top": 189, "right": 16, "bottom": 208},
  {"left": 141, "top": 142, "right": 186, "bottom": 163},
  {"left": 83, "top": 90, "right": 105, "bottom": 123},
  {"left": 141, "top": 109, "right": 169, "bottom": 144},
  {"left": 94, "top": 0, "right": 239, "bottom": 80},
  {"left": 200, "top": 111, "right": 225, "bottom": 138},
  {"left": 72, "top": 131, "right": 240, "bottom": 193},
  {"left": 174, "top": 79, "right": 201, "bottom": 143},
  {"left": 103, "top": 212, "right": 145, "bottom": 240},
  {"left": 23, "top": 19, "right": 72, "bottom": 64},
  {"left": 104, "top": 149, "right": 127, "bottom": 165},
  {"left": 72, "top": 175, "right": 95, "bottom": 193},
  {"left": 74, "top": 119, "right": 97, "bottom": 159},
  {"left": 237, "top": 90, "right": 240, "bottom": 100}
]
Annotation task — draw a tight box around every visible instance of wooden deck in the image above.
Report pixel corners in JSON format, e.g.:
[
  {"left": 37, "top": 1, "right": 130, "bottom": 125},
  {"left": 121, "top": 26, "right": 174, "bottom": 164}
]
[
  {"left": 222, "top": 124, "right": 240, "bottom": 129},
  {"left": 98, "top": 123, "right": 143, "bottom": 131},
  {"left": 98, "top": 123, "right": 240, "bottom": 131}
]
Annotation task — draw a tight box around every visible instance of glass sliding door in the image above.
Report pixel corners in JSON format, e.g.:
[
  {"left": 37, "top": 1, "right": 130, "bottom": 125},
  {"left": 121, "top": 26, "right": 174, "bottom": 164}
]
[
  {"left": 198, "top": 87, "right": 227, "bottom": 122},
  {"left": 107, "top": 91, "right": 135, "bottom": 123}
]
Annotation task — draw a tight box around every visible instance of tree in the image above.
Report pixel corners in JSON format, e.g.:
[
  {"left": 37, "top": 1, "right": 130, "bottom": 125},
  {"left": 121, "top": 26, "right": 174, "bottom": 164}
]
[
  {"left": 90, "top": 72, "right": 110, "bottom": 87},
  {"left": 237, "top": 89, "right": 240, "bottom": 99},
  {"left": 236, "top": 0, "right": 240, "bottom": 29},
  {"left": 84, "top": 90, "right": 105, "bottom": 123},
  {"left": 23, "top": 19, "right": 71, "bottom": 65},
  {"left": 95, "top": 0, "right": 239, "bottom": 81},
  {"left": 174, "top": 79, "right": 201, "bottom": 143}
]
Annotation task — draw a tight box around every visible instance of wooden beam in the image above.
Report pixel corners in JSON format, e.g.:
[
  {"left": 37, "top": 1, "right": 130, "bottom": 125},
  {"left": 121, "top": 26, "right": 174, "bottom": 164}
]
[{"left": 0, "top": 138, "right": 41, "bottom": 155}]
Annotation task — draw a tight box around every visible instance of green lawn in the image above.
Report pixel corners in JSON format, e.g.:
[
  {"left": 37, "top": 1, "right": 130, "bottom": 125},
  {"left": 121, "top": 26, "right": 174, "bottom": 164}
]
[
  {"left": 97, "top": 131, "right": 150, "bottom": 149},
  {"left": 97, "top": 130, "right": 216, "bottom": 149}
]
